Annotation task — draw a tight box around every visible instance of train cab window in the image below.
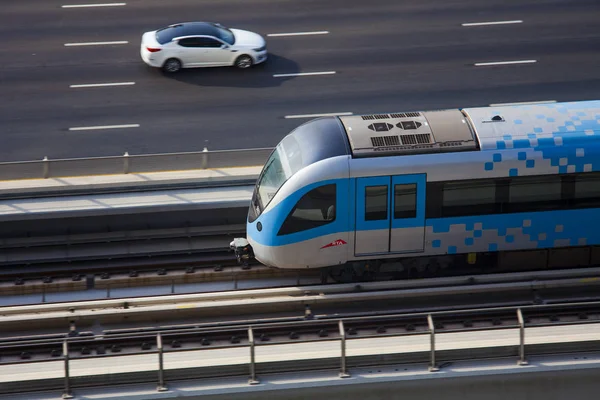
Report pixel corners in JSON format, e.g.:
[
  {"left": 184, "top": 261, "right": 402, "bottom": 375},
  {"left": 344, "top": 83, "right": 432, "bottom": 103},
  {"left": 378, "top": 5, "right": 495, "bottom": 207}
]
[
  {"left": 441, "top": 180, "right": 497, "bottom": 217},
  {"left": 573, "top": 173, "right": 600, "bottom": 208},
  {"left": 394, "top": 184, "right": 417, "bottom": 218},
  {"left": 365, "top": 185, "right": 388, "bottom": 221},
  {"left": 277, "top": 184, "right": 336, "bottom": 236},
  {"left": 507, "top": 175, "right": 562, "bottom": 212}
]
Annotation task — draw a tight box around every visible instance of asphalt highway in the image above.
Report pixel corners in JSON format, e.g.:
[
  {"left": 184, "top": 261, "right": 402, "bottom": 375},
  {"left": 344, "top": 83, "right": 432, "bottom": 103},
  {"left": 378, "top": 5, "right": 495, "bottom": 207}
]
[{"left": 1, "top": 0, "right": 599, "bottom": 162}]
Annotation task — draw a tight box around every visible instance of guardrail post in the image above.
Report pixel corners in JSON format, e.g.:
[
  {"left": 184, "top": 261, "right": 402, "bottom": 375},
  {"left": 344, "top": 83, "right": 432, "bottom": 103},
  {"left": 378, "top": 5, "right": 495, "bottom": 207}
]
[
  {"left": 123, "top": 152, "right": 130, "bottom": 174},
  {"left": 427, "top": 314, "right": 439, "bottom": 372},
  {"left": 62, "top": 340, "right": 73, "bottom": 399},
  {"left": 43, "top": 156, "right": 50, "bottom": 179},
  {"left": 339, "top": 320, "right": 350, "bottom": 378},
  {"left": 157, "top": 333, "right": 168, "bottom": 391},
  {"left": 517, "top": 308, "right": 528, "bottom": 365},
  {"left": 248, "top": 327, "right": 259, "bottom": 385},
  {"left": 201, "top": 146, "right": 208, "bottom": 169}
]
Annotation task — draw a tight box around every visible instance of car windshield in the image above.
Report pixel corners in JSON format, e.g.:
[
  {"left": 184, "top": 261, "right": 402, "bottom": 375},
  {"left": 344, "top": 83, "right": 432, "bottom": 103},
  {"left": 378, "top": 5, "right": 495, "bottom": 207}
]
[
  {"left": 255, "top": 135, "right": 302, "bottom": 212},
  {"left": 213, "top": 24, "right": 235, "bottom": 45}
]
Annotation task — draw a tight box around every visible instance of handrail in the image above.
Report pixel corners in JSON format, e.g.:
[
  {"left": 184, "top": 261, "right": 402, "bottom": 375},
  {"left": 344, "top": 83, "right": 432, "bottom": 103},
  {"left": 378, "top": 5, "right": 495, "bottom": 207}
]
[
  {"left": 0, "top": 148, "right": 274, "bottom": 181},
  {"left": 2, "top": 303, "right": 598, "bottom": 398},
  {"left": 1, "top": 299, "right": 598, "bottom": 351}
]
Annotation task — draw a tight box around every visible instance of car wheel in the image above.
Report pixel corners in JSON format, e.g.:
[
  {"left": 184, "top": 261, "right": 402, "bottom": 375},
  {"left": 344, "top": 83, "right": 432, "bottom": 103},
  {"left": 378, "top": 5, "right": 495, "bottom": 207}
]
[
  {"left": 163, "top": 58, "right": 182, "bottom": 73},
  {"left": 235, "top": 55, "right": 253, "bottom": 69}
]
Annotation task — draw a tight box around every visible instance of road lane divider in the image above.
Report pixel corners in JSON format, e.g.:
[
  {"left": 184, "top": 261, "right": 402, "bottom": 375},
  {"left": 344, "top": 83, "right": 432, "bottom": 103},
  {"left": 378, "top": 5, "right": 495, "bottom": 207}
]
[
  {"left": 70, "top": 82, "right": 135, "bottom": 88},
  {"left": 64, "top": 41, "right": 128, "bottom": 46},
  {"left": 273, "top": 71, "right": 336, "bottom": 78},
  {"left": 462, "top": 20, "right": 523, "bottom": 27},
  {"left": 474, "top": 60, "right": 537, "bottom": 67},
  {"left": 267, "top": 31, "right": 329, "bottom": 37},
  {"left": 69, "top": 124, "right": 140, "bottom": 131},
  {"left": 62, "top": 2, "right": 126, "bottom": 7},
  {"left": 284, "top": 112, "right": 353, "bottom": 119}
]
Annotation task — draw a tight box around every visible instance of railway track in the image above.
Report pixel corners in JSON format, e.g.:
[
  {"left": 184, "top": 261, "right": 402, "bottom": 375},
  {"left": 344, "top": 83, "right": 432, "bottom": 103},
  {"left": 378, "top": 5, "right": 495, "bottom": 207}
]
[{"left": 2, "top": 266, "right": 600, "bottom": 351}]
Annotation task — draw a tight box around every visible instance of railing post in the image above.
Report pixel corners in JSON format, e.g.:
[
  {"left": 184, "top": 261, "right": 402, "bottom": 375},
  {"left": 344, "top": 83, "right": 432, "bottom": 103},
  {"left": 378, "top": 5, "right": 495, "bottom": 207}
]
[
  {"left": 123, "top": 152, "right": 130, "bottom": 174},
  {"left": 62, "top": 340, "right": 73, "bottom": 399},
  {"left": 43, "top": 156, "right": 49, "bottom": 179},
  {"left": 157, "top": 333, "right": 168, "bottom": 391},
  {"left": 201, "top": 146, "right": 208, "bottom": 169},
  {"left": 517, "top": 308, "right": 528, "bottom": 365},
  {"left": 339, "top": 320, "right": 350, "bottom": 378},
  {"left": 248, "top": 327, "right": 259, "bottom": 385},
  {"left": 427, "top": 314, "right": 439, "bottom": 372}
]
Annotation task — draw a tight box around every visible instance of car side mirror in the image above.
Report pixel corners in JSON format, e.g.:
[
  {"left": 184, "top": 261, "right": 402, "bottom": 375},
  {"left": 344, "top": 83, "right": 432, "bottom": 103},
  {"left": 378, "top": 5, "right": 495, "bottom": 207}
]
[{"left": 221, "top": 44, "right": 229, "bottom": 49}]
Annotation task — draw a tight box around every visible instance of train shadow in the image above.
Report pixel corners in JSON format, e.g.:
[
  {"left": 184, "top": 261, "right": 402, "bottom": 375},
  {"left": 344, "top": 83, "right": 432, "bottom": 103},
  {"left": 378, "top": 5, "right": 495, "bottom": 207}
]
[{"left": 163, "top": 53, "right": 300, "bottom": 88}]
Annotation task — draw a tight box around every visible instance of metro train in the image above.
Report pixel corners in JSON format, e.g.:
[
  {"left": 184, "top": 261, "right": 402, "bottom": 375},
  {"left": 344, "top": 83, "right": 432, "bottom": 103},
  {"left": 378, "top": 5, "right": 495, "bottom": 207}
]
[{"left": 231, "top": 100, "right": 600, "bottom": 279}]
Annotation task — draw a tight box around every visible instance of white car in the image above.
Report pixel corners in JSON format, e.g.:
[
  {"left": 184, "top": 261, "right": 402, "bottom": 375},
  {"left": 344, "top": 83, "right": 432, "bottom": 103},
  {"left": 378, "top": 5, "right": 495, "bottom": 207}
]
[{"left": 140, "top": 22, "right": 267, "bottom": 73}]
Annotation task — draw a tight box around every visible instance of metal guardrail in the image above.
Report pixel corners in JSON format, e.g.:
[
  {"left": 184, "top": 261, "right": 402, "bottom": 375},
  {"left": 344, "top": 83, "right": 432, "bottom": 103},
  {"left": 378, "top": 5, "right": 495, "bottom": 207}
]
[
  {"left": 1, "top": 301, "right": 598, "bottom": 397},
  {"left": 0, "top": 148, "right": 274, "bottom": 181}
]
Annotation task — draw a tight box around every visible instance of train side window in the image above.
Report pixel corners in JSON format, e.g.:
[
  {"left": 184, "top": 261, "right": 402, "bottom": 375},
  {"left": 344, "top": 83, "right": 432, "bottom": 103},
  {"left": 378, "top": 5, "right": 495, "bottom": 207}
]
[
  {"left": 277, "top": 184, "right": 336, "bottom": 236},
  {"left": 441, "top": 179, "right": 497, "bottom": 217},
  {"left": 365, "top": 185, "right": 388, "bottom": 221},
  {"left": 425, "top": 182, "right": 443, "bottom": 218},
  {"left": 507, "top": 175, "right": 562, "bottom": 212},
  {"left": 573, "top": 173, "right": 600, "bottom": 208},
  {"left": 394, "top": 183, "right": 417, "bottom": 218}
]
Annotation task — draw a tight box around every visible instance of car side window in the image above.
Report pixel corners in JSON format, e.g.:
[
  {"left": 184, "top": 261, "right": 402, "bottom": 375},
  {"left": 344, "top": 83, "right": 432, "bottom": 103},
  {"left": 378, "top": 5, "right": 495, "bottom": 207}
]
[
  {"left": 199, "top": 37, "right": 224, "bottom": 48},
  {"left": 177, "top": 38, "right": 202, "bottom": 48}
]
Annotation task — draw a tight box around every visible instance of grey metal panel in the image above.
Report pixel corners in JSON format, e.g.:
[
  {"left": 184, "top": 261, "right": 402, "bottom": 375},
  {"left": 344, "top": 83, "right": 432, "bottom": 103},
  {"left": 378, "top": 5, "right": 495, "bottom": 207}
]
[
  {"left": 390, "top": 226, "right": 425, "bottom": 253},
  {"left": 355, "top": 228, "right": 388, "bottom": 256},
  {"left": 423, "top": 109, "right": 477, "bottom": 146},
  {"left": 338, "top": 109, "right": 477, "bottom": 158}
]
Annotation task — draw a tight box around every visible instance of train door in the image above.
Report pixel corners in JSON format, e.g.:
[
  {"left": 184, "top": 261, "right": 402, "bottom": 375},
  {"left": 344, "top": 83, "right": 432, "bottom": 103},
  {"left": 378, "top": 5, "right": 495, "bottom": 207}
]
[{"left": 354, "top": 174, "right": 426, "bottom": 256}]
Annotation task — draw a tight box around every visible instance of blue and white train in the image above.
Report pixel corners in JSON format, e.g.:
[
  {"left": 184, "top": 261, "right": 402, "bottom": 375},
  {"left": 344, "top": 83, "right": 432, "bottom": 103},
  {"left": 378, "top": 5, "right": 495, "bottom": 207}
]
[{"left": 232, "top": 100, "right": 600, "bottom": 276}]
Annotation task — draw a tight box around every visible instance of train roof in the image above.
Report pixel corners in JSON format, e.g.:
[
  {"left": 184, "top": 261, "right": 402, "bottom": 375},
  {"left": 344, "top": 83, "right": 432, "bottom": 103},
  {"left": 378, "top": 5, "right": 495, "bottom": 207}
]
[
  {"left": 463, "top": 100, "right": 600, "bottom": 151},
  {"left": 338, "top": 100, "right": 600, "bottom": 158}
]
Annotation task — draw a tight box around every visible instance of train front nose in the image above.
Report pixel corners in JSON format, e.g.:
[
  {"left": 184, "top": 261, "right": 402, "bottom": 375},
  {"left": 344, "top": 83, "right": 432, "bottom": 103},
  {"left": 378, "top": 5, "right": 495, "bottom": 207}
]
[{"left": 230, "top": 237, "right": 254, "bottom": 267}]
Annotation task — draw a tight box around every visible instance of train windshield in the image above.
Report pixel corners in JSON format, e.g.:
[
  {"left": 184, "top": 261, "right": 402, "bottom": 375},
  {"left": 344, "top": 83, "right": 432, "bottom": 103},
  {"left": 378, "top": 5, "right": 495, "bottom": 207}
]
[{"left": 253, "top": 135, "right": 303, "bottom": 214}]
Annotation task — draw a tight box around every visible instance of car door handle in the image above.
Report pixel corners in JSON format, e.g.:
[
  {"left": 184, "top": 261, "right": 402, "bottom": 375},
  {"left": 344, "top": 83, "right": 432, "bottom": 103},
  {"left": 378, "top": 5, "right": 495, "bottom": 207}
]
[{"left": 230, "top": 49, "right": 238, "bottom": 52}]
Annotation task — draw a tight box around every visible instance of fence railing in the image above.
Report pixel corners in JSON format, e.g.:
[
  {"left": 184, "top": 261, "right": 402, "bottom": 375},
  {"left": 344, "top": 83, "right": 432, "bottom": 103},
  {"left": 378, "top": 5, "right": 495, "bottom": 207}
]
[
  {"left": 1, "top": 301, "right": 599, "bottom": 397},
  {"left": 0, "top": 148, "right": 274, "bottom": 181}
]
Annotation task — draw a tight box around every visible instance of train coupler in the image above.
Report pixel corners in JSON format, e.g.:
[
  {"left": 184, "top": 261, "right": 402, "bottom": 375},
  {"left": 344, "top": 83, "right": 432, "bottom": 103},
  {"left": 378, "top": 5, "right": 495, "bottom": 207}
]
[{"left": 230, "top": 238, "right": 254, "bottom": 267}]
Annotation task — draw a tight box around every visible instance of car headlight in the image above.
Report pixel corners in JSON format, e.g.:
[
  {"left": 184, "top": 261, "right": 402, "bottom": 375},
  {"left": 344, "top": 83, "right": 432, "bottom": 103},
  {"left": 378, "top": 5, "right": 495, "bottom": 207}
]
[{"left": 253, "top": 46, "right": 266, "bottom": 52}]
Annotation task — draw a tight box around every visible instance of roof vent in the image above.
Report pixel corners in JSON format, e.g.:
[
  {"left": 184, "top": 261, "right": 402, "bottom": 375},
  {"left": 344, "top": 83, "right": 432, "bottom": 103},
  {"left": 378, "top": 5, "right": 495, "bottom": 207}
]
[
  {"left": 368, "top": 123, "right": 394, "bottom": 132},
  {"left": 362, "top": 114, "right": 391, "bottom": 120},
  {"left": 339, "top": 109, "right": 477, "bottom": 157},
  {"left": 371, "top": 136, "right": 400, "bottom": 147},
  {"left": 400, "top": 134, "right": 431, "bottom": 145},
  {"left": 390, "top": 112, "right": 421, "bottom": 118},
  {"left": 396, "top": 121, "right": 423, "bottom": 130}
]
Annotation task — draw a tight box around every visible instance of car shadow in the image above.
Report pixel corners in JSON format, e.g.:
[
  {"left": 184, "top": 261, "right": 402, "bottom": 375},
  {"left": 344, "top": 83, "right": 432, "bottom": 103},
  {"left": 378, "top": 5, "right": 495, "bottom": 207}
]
[{"left": 163, "top": 53, "right": 300, "bottom": 88}]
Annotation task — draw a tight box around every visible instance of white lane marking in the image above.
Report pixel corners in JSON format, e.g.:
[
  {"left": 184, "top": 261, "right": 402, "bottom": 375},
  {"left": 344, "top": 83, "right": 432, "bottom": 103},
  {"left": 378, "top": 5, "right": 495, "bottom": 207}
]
[
  {"left": 462, "top": 20, "right": 523, "bottom": 27},
  {"left": 62, "top": 3, "right": 126, "bottom": 7},
  {"left": 474, "top": 59, "right": 537, "bottom": 66},
  {"left": 273, "top": 71, "right": 336, "bottom": 78},
  {"left": 70, "top": 82, "right": 135, "bottom": 88},
  {"left": 267, "top": 31, "right": 329, "bottom": 37},
  {"left": 489, "top": 100, "right": 557, "bottom": 107},
  {"left": 284, "top": 112, "right": 353, "bottom": 119},
  {"left": 64, "top": 41, "right": 128, "bottom": 46},
  {"left": 69, "top": 124, "right": 139, "bottom": 131}
]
